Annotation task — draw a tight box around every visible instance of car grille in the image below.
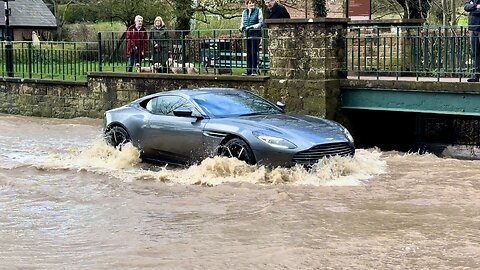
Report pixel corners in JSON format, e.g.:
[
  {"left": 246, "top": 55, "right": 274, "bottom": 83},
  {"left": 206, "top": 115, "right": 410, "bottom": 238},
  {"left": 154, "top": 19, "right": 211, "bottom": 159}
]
[{"left": 292, "top": 142, "right": 355, "bottom": 165}]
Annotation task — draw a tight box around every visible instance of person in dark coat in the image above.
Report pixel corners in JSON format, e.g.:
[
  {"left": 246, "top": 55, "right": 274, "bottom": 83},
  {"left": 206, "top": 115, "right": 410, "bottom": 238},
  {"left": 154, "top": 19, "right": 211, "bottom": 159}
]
[
  {"left": 465, "top": 0, "right": 480, "bottom": 82},
  {"left": 149, "top": 16, "right": 170, "bottom": 73},
  {"left": 126, "top": 15, "right": 148, "bottom": 72},
  {"left": 240, "top": 0, "right": 264, "bottom": 76},
  {"left": 264, "top": 0, "right": 290, "bottom": 19}
]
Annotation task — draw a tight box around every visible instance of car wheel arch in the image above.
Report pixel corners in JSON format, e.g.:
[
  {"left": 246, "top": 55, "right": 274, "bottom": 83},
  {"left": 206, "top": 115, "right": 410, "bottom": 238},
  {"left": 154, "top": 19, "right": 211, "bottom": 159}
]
[
  {"left": 219, "top": 134, "right": 245, "bottom": 147},
  {"left": 217, "top": 134, "right": 257, "bottom": 164},
  {"left": 105, "top": 122, "right": 130, "bottom": 135}
]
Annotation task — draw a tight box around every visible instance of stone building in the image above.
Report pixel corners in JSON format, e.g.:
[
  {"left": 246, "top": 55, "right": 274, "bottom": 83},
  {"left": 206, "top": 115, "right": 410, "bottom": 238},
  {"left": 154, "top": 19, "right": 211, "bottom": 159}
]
[{"left": 0, "top": 0, "right": 56, "bottom": 41}]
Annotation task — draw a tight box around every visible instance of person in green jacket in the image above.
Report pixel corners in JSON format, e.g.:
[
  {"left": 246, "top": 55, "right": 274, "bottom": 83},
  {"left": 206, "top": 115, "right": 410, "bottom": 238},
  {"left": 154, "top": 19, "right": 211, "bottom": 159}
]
[
  {"left": 149, "top": 16, "right": 170, "bottom": 73},
  {"left": 239, "top": 0, "right": 264, "bottom": 76}
]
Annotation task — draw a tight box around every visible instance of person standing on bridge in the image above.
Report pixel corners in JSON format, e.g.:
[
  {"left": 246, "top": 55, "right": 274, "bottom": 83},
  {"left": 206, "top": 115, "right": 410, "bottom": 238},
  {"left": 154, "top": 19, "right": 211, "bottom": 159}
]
[
  {"left": 264, "top": 0, "right": 290, "bottom": 19},
  {"left": 240, "top": 0, "right": 264, "bottom": 76},
  {"left": 465, "top": 0, "right": 480, "bottom": 82},
  {"left": 150, "top": 16, "right": 170, "bottom": 73},
  {"left": 126, "top": 15, "right": 148, "bottom": 72}
]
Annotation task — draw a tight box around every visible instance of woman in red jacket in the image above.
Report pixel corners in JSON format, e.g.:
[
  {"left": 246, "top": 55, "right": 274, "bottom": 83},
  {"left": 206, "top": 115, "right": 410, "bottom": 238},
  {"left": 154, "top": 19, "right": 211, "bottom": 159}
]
[{"left": 126, "top": 15, "right": 148, "bottom": 72}]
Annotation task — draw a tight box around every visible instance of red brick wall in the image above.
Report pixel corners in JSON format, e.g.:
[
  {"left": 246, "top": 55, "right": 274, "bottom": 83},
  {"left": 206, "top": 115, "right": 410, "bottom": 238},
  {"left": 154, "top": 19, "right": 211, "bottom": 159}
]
[{"left": 283, "top": 0, "right": 345, "bottom": 19}]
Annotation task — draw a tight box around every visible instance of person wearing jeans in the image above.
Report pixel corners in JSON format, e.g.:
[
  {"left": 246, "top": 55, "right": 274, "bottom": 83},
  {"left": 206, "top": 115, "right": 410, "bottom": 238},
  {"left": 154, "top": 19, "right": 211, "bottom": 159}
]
[{"left": 126, "top": 15, "right": 148, "bottom": 72}]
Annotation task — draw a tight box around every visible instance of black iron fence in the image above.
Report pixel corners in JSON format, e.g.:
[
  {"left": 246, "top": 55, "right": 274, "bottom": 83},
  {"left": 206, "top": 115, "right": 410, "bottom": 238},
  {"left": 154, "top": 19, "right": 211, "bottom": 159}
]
[
  {"left": 0, "top": 41, "right": 99, "bottom": 80},
  {"left": 346, "top": 25, "right": 474, "bottom": 81},
  {"left": 97, "top": 29, "right": 270, "bottom": 75},
  {"left": 0, "top": 25, "right": 479, "bottom": 81},
  {"left": 0, "top": 29, "right": 270, "bottom": 80}
]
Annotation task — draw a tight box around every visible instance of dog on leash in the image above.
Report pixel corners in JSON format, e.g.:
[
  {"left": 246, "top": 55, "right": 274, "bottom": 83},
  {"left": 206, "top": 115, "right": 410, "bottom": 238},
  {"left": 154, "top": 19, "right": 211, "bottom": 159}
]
[
  {"left": 152, "top": 62, "right": 163, "bottom": 73},
  {"left": 167, "top": 58, "right": 198, "bottom": 74}
]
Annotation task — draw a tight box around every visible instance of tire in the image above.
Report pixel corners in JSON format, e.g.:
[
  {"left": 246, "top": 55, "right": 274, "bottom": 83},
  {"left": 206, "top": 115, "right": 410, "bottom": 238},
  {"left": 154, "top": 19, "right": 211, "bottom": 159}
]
[
  {"left": 220, "top": 138, "right": 256, "bottom": 165},
  {"left": 105, "top": 126, "right": 131, "bottom": 149}
]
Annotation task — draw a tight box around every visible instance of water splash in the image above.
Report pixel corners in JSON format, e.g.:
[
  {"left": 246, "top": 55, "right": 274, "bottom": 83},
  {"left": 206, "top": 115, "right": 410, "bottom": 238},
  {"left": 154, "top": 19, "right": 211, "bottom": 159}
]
[
  {"left": 75, "top": 141, "right": 141, "bottom": 169},
  {"left": 44, "top": 141, "right": 141, "bottom": 171},
  {"left": 41, "top": 140, "right": 386, "bottom": 187}
]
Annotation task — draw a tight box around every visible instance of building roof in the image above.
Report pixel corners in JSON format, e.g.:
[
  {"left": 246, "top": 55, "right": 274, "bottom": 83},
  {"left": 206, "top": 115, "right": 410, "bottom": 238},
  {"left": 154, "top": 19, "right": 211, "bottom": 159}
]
[{"left": 0, "top": 0, "right": 57, "bottom": 28}]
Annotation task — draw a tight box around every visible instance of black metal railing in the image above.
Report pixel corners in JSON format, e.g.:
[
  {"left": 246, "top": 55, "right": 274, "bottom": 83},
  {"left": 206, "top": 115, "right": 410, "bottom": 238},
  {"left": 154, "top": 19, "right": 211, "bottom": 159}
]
[
  {"left": 0, "top": 29, "right": 270, "bottom": 81},
  {"left": 346, "top": 25, "right": 473, "bottom": 81},
  {"left": 97, "top": 29, "right": 270, "bottom": 75},
  {"left": 2, "top": 25, "right": 480, "bottom": 82},
  {"left": 0, "top": 41, "right": 99, "bottom": 80}
]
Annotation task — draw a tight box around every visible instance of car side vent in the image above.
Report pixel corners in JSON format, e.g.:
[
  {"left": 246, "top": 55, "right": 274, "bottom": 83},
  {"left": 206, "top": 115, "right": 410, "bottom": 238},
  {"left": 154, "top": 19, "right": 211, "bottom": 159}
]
[
  {"left": 203, "top": 131, "right": 228, "bottom": 138},
  {"left": 292, "top": 142, "right": 354, "bottom": 165}
]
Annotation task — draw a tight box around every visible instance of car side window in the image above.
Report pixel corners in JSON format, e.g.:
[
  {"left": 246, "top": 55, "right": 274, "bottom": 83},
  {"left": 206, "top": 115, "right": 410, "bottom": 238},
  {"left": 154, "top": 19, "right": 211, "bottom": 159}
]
[{"left": 146, "top": 95, "right": 198, "bottom": 116}]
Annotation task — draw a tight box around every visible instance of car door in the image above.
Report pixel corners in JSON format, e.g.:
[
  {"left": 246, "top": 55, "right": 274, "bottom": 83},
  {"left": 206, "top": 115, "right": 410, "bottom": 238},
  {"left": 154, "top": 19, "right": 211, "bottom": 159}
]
[{"left": 143, "top": 95, "right": 206, "bottom": 164}]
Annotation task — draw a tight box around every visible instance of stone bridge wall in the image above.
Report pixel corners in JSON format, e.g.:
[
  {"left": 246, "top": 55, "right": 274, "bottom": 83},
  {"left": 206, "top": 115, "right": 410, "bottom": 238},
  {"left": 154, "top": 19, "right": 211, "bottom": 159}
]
[
  {"left": 0, "top": 73, "right": 341, "bottom": 120},
  {"left": 0, "top": 78, "right": 91, "bottom": 118}
]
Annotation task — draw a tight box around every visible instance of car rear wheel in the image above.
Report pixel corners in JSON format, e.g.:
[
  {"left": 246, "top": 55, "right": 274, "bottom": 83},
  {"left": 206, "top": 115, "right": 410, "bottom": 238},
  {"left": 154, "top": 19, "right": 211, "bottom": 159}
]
[
  {"left": 105, "top": 126, "right": 131, "bottom": 149},
  {"left": 220, "top": 138, "right": 256, "bottom": 165}
]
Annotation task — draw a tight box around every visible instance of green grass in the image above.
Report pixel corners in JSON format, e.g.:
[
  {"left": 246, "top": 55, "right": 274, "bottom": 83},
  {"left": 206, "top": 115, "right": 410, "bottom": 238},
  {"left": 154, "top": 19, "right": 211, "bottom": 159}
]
[
  {"left": 0, "top": 59, "right": 259, "bottom": 81},
  {"left": 89, "top": 21, "right": 127, "bottom": 32},
  {"left": 457, "top": 15, "right": 468, "bottom": 27},
  {"left": 0, "top": 61, "right": 100, "bottom": 81},
  {"left": 191, "top": 15, "right": 240, "bottom": 32}
]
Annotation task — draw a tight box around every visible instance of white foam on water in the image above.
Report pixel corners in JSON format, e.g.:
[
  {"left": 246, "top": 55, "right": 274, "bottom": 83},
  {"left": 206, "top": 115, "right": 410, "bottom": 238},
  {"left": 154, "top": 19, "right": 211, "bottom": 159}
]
[
  {"left": 42, "top": 141, "right": 141, "bottom": 171},
  {"left": 33, "top": 140, "right": 387, "bottom": 187}
]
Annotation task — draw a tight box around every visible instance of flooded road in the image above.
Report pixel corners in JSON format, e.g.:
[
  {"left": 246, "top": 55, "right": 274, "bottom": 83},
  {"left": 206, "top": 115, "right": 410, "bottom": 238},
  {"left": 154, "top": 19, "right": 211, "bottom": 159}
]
[{"left": 0, "top": 114, "right": 479, "bottom": 269}]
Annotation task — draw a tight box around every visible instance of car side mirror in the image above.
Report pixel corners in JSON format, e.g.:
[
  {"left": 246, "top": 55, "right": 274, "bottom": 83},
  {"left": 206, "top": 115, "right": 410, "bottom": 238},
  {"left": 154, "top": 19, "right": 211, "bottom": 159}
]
[
  {"left": 276, "top": 101, "right": 286, "bottom": 111},
  {"left": 173, "top": 107, "right": 193, "bottom": 117}
]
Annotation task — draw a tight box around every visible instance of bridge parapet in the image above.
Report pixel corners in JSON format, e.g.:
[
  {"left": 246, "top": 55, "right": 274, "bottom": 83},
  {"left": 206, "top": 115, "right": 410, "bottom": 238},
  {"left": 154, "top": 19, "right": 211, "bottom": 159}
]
[
  {"left": 266, "top": 18, "right": 348, "bottom": 80},
  {"left": 346, "top": 21, "right": 473, "bottom": 80},
  {"left": 342, "top": 79, "right": 480, "bottom": 116}
]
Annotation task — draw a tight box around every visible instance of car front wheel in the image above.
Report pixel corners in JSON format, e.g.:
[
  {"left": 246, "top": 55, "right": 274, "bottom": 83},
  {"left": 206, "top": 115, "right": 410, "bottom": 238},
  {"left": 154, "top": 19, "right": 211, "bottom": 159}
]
[
  {"left": 105, "top": 126, "right": 131, "bottom": 149},
  {"left": 220, "top": 138, "right": 256, "bottom": 165}
]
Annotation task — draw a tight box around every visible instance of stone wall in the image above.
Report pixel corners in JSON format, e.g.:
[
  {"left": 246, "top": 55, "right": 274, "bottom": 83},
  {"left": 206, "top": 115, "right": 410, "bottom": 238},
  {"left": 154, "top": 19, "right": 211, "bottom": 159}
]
[
  {"left": 267, "top": 18, "right": 348, "bottom": 80},
  {"left": 88, "top": 72, "right": 340, "bottom": 119},
  {"left": 0, "top": 78, "right": 92, "bottom": 118},
  {"left": 0, "top": 71, "right": 343, "bottom": 120}
]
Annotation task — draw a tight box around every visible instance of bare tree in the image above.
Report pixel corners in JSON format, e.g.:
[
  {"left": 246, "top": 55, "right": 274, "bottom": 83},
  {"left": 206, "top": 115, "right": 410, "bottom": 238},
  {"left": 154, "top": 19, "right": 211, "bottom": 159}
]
[
  {"left": 44, "top": 0, "right": 85, "bottom": 40},
  {"left": 429, "top": 0, "right": 465, "bottom": 25},
  {"left": 94, "top": 0, "right": 171, "bottom": 28},
  {"left": 372, "top": 0, "right": 404, "bottom": 19},
  {"left": 393, "top": 0, "right": 432, "bottom": 19}
]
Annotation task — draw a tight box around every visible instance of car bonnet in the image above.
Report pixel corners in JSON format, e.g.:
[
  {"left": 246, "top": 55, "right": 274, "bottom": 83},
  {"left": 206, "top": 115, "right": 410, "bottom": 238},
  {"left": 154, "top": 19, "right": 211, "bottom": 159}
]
[{"left": 224, "top": 114, "right": 348, "bottom": 143}]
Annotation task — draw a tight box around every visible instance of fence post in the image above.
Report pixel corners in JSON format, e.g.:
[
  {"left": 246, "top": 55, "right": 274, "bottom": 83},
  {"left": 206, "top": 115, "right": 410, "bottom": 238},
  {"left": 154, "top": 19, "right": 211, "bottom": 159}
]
[
  {"left": 4, "top": 0, "right": 14, "bottom": 77},
  {"left": 181, "top": 31, "right": 186, "bottom": 73},
  {"left": 98, "top": 32, "right": 103, "bottom": 72},
  {"left": 27, "top": 42, "right": 32, "bottom": 79}
]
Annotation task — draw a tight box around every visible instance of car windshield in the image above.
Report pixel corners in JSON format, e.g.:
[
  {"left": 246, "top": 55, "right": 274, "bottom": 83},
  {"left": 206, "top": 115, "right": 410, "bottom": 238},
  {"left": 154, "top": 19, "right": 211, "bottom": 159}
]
[{"left": 193, "top": 91, "right": 283, "bottom": 118}]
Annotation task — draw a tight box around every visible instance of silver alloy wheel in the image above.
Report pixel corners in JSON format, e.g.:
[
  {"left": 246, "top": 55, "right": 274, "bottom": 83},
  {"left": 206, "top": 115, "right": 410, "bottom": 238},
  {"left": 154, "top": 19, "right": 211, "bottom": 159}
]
[
  {"left": 220, "top": 138, "right": 256, "bottom": 164},
  {"left": 106, "top": 126, "right": 131, "bottom": 149}
]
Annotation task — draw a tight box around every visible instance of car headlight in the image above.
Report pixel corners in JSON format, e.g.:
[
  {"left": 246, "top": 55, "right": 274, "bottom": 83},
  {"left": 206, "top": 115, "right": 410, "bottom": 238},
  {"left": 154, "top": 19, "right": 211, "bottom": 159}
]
[
  {"left": 253, "top": 131, "right": 297, "bottom": 149},
  {"left": 343, "top": 127, "right": 354, "bottom": 143}
]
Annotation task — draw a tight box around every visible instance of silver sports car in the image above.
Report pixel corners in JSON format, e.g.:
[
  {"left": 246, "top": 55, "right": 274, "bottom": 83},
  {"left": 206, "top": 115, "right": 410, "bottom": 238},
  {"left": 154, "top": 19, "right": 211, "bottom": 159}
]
[{"left": 103, "top": 88, "right": 355, "bottom": 167}]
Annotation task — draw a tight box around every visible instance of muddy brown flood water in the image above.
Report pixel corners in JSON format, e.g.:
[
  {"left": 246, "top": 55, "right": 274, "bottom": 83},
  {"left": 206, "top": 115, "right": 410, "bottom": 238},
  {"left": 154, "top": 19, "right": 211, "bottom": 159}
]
[{"left": 0, "top": 114, "right": 479, "bottom": 269}]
